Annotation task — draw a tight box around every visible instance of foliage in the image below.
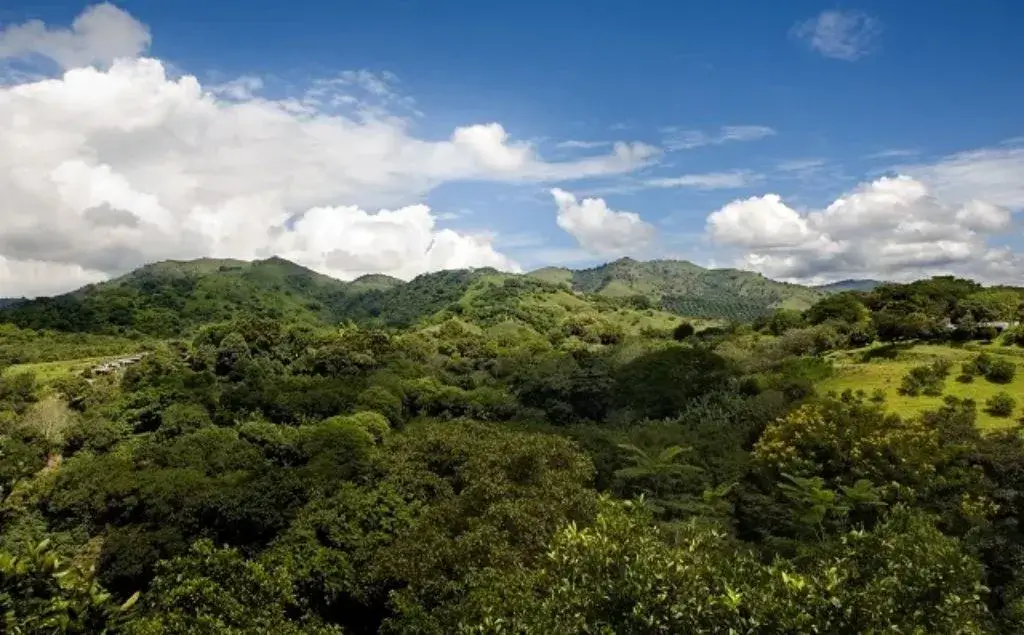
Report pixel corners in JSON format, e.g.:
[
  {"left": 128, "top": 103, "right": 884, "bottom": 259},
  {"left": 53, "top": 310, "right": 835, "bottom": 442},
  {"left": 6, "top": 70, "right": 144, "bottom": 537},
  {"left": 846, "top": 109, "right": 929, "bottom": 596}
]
[
  {"left": 460, "top": 499, "right": 988, "bottom": 634},
  {"left": 898, "top": 358, "right": 952, "bottom": 396},
  {"left": 985, "top": 392, "right": 1016, "bottom": 418},
  {"left": 0, "top": 539, "right": 139, "bottom": 633},
  {"left": 4, "top": 261, "right": 1024, "bottom": 632},
  {"left": 672, "top": 321, "right": 695, "bottom": 340},
  {"left": 125, "top": 540, "right": 339, "bottom": 634}
]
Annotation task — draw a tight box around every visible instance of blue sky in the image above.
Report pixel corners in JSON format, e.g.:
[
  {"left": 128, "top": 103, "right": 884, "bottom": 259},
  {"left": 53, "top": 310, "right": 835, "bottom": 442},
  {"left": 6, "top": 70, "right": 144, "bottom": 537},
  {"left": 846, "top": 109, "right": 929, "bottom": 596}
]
[{"left": 1, "top": 1, "right": 1023, "bottom": 295}]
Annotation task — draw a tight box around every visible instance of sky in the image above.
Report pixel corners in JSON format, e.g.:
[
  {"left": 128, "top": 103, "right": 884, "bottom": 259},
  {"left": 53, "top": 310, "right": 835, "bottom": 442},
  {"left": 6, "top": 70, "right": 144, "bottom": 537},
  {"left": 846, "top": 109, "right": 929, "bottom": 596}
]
[{"left": 1, "top": 1, "right": 1022, "bottom": 297}]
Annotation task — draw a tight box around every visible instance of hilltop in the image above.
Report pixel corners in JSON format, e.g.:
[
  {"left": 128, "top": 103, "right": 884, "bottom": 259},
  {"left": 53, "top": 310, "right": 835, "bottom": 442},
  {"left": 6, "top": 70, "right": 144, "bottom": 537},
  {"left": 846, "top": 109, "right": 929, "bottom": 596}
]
[
  {"left": 0, "top": 257, "right": 351, "bottom": 335},
  {"left": 1, "top": 255, "right": 829, "bottom": 336},
  {"left": 529, "top": 257, "right": 825, "bottom": 320},
  {"left": 814, "top": 279, "right": 883, "bottom": 293}
]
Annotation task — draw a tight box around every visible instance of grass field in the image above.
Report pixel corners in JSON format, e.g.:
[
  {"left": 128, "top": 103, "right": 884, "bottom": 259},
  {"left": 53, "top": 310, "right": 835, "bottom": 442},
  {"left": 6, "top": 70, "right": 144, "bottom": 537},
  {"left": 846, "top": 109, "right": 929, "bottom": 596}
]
[
  {"left": 3, "top": 356, "right": 117, "bottom": 383},
  {"left": 821, "top": 341, "right": 1024, "bottom": 432}
]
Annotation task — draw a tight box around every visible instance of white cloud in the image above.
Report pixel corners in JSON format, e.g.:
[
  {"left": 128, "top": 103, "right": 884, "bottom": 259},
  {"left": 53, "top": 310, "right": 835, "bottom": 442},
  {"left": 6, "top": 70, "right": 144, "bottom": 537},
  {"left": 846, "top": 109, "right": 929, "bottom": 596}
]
[
  {"left": 0, "top": 5, "right": 657, "bottom": 297},
  {"left": 0, "top": 3, "right": 150, "bottom": 69},
  {"left": 900, "top": 144, "right": 1024, "bottom": 210},
  {"left": 708, "top": 194, "right": 818, "bottom": 249},
  {"left": 209, "top": 75, "right": 263, "bottom": 101},
  {"left": 662, "top": 125, "right": 775, "bottom": 151},
  {"left": 706, "top": 175, "right": 1020, "bottom": 284},
  {"left": 550, "top": 188, "right": 655, "bottom": 256},
  {"left": 275, "top": 204, "right": 519, "bottom": 280},
  {"left": 793, "top": 10, "right": 881, "bottom": 61},
  {"left": 646, "top": 170, "right": 761, "bottom": 190},
  {"left": 866, "top": 148, "right": 918, "bottom": 159},
  {"left": 556, "top": 140, "right": 612, "bottom": 150}
]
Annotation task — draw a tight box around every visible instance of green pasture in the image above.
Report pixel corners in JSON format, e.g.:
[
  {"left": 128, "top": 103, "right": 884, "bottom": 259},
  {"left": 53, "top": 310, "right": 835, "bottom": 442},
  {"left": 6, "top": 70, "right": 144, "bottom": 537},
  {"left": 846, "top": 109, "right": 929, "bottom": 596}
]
[{"left": 822, "top": 342, "right": 1024, "bottom": 432}]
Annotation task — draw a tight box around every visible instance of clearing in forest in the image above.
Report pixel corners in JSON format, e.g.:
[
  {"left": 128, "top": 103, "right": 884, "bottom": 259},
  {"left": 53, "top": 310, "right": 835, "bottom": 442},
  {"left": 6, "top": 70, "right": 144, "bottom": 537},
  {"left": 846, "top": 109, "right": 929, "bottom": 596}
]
[{"left": 822, "top": 342, "right": 1024, "bottom": 432}]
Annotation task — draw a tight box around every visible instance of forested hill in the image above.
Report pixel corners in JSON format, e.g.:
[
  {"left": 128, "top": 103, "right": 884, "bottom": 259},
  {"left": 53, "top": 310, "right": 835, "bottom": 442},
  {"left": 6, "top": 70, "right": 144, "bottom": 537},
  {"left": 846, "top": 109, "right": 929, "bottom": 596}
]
[
  {"left": 0, "top": 256, "right": 827, "bottom": 335},
  {"left": 529, "top": 257, "right": 825, "bottom": 319},
  {"left": 814, "top": 279, "right": 883, "bottom": 293}
]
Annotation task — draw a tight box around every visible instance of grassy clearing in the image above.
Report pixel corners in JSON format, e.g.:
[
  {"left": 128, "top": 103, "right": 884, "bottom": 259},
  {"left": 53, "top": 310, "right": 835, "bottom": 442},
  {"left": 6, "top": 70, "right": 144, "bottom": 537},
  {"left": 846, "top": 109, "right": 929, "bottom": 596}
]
[
  {"left": 3, "top": 356, "right": 114, "bottom": 383},
  {"left": 822, "top": 342, "right": 1024, "bottom": 432}
]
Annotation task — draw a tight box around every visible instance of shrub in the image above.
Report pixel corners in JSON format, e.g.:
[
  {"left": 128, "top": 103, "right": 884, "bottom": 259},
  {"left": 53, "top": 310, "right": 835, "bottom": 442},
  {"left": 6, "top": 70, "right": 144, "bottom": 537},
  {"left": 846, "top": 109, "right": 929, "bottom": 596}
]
[
  {"left": 672, "top": 322, "right": 695, "bottom": 341},
  {"left": 956, "top": 372, "right": 975, "bottom": 384},
  {"left": 898, "top": 359, "right": 952, "bottom": 397},
  {"left": 1004, "top": 326, "right": 1024, "bottom": 347},
  {"left": 986, "top": 359, "right": 1017, "bottom": 384},
  {"left": 964, "top": 353, "right": 993, "bottom": 377},
  {"left": 986, "top": 392, "right": 1016, "bottom": 418}
]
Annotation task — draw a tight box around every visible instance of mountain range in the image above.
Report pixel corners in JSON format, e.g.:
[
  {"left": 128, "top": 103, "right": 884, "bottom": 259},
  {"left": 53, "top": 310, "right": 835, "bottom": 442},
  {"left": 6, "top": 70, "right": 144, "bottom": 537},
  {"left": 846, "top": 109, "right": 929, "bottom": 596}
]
[{"left": 0, "top": 256, "right": 850, "bottom": 336}]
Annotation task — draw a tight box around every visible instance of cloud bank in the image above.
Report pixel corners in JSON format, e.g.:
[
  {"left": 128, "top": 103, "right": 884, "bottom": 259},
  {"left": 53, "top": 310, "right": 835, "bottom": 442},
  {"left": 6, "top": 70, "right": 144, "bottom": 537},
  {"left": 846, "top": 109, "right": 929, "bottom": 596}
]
[
  {"left": 0, "top": 3, "right": 151, "bottom": 69},
  {"left": 0, "top": 5, "right": 654, "bottom": 297},
  {"left": 707, "top": 175, "right": 1020, "bottom": 284}
]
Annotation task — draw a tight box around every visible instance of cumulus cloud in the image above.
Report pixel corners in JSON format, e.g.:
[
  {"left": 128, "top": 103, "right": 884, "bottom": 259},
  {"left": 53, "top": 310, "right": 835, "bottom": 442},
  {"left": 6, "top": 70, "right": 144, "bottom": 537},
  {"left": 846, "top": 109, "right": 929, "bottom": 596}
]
[
  {"left": 706, "top": 175, "right": 1019, "bottom": 284},
  {"left": 661, "top": 125, "right": 775, "bottom": 151},
  {"left": 793, "top": 10, "right": 881, "bottom": 61},
  {"left": 0, "top": 3, "right": 150, "bottom": 69},
  {"left": 0, "top": 5, "right": 656, "bottom": 297},
  {"left": 550, "top": 188, "right": 655, "bottom": 256},
  {"left": 275, "top": 205, "right": 518, "bottom": 280}
]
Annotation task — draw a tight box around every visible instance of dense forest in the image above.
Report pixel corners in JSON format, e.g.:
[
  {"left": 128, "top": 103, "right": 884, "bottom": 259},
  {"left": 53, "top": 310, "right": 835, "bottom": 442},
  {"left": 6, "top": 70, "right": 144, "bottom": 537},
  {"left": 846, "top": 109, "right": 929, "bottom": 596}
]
[{"left": 4, "top": 262, "right": 1024, "bottom": 633}]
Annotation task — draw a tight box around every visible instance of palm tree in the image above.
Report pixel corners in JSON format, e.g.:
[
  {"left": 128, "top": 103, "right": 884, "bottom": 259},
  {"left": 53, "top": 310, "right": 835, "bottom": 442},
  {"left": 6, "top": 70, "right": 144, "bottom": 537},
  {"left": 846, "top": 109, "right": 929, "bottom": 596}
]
[{"left": 613, "top": 443, "right": 703, "bottom": 517}]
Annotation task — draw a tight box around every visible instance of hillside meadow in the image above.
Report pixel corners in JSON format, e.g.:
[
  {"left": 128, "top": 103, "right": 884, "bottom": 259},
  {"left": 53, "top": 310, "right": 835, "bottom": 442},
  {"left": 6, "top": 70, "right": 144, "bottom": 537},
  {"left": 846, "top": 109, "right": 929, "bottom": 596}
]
[{"left": 823, "top": 341, "right": 1024, "bottom": 431}]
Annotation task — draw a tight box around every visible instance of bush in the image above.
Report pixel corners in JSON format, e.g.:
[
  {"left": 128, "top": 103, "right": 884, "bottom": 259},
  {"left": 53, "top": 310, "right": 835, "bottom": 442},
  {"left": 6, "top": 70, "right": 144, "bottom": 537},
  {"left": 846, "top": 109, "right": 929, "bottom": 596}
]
[
  {"left": 956, "top": 372, "right": 975, "bottom": 384},
  {"left": 986, "top": 392, "right": 1017, "bottom": 418},
  {"left": 898, "top": 359, "right": 952, "bottom": 397},
  {"left": 965, "top": 353, "right": 994, "bottom": 377},
  {"left": 672, "top": 322, "right": 695, "bottom": 341},
  {"left": 1004, "top": 326, "right": 1024, "bottom": 347},
  {"left": 986, "top": 359, "right": 1017, "bottom": 384}
]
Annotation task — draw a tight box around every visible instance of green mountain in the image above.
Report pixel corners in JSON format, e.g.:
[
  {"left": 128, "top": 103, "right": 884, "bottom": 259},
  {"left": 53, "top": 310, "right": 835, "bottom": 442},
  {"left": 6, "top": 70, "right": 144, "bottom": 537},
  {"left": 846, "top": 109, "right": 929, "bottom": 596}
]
[
  {"left": 0, "top": 257, "right": 352, "bottom": 336},
  {"left": 0, "top": 258, "right": 510, "bottom": 336},
  {"left": 1, "top": 256, "right": 829, "bottom": 336},
  {"left": 814, "top": 279, "right": 882, "bottom": 293},
  {"left": 528, "top": 257, "right": 824, "bottom": 321}
]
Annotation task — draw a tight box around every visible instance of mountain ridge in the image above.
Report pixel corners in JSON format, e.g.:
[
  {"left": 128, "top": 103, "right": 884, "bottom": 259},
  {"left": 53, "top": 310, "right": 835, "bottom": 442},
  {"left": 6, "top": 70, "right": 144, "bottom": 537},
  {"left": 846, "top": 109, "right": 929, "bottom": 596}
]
[
  {"left": 1, "top": 255, "right": 829, "bottom": 335},
  {"left": 813, "top": 279, "right": 883, "bottom": 293},
  {"left": 526, "top": 257, "right": 824, "bottom": 320}
]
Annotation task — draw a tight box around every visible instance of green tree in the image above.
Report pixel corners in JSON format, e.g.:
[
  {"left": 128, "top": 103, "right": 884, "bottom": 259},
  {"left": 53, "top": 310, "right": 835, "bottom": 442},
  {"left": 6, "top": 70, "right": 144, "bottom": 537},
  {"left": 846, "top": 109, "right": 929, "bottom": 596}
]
[
  {"left": 124, "top": 540, "right": 339, "bottom": 634},
  {"left": 986, "top": 392, "right": 1016, "bottom": 418},
  {"left": 672, "top": 321, "right": 695, "bottom": 341},
  {"left": 0, "top": 540, "right": 139, "bottom": 634},
  {"left": 612, "top": 443, "right": 703, "bottom": 518},
  {"left": 459, "top": 499, "right": 988, "bottom": 634}
]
